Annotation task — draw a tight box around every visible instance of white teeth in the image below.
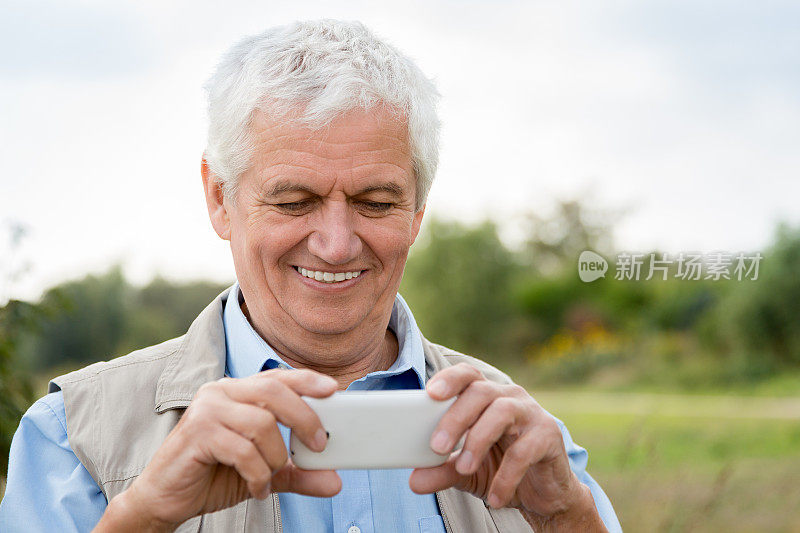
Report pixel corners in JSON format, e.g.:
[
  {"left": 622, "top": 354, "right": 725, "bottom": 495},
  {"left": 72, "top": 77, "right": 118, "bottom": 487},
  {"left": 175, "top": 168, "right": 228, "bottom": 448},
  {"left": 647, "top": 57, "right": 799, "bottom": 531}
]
[{"left": 296, "top": 267, "right": 363, "bottom": 283}]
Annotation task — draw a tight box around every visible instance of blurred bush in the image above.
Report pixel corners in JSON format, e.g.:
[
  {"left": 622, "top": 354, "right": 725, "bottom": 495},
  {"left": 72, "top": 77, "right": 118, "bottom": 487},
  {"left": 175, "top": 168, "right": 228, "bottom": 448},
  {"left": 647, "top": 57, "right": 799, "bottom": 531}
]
[
  {"left": 400, "top": 218, "right": 526, "bottom": 364},
  {"left": 698, "top": 223, "right": 800, "bottom": 377},
  {"left": 16, "top": 268, "right": 229, "bottom": 371},
  {"left": 0, "top": 300, "right": 38, "bottom": 478}
]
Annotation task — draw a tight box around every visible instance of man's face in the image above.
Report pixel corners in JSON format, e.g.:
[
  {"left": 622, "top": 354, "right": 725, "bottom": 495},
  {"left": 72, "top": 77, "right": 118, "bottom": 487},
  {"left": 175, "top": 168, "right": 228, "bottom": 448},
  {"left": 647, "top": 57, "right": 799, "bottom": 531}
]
[{"left": 205, "top": 107, "right": 424, "bottom": 344}]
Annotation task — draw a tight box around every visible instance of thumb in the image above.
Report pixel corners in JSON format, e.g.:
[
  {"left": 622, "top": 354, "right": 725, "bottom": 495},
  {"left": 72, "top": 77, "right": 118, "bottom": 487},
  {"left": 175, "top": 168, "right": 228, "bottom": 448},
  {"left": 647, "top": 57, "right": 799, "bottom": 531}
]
[
  {"left": 270, "top": 459, "right": 342, "bottom": 497},
  {"left": 409, "top": 454, "right": 470, "bottom": 495}
]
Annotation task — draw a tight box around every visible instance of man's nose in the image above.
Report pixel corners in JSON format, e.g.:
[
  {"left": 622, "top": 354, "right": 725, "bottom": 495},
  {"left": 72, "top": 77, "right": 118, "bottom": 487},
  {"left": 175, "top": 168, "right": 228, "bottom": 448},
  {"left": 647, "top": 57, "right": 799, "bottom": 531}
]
[{"left": 307, "top": 200, "right": 363, "bottom": 265}]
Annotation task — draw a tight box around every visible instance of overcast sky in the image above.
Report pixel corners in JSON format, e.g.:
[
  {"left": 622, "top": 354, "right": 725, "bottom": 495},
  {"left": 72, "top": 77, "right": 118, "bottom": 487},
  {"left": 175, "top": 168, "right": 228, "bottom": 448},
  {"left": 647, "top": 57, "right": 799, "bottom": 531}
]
[{"left": 2, "top": 0, "right": 799, "bottom": 302}]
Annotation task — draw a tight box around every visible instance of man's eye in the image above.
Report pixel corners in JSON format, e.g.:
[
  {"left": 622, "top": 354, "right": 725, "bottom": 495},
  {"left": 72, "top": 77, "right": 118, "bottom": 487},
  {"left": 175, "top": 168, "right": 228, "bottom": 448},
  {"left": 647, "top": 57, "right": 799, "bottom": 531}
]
[
  {"left": 275, "top": 200, "right": 313, "bottom": 212},
  {"left": 357, "top": 201, "right": 393, "bottom": 212}
]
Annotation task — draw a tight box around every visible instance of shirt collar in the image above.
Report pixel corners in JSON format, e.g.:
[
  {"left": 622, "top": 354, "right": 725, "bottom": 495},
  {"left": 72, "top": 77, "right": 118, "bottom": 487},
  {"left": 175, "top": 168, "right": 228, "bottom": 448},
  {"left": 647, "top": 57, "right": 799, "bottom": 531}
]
[{"left": 222, "top": 282, "right": 427, "bottom": 389}]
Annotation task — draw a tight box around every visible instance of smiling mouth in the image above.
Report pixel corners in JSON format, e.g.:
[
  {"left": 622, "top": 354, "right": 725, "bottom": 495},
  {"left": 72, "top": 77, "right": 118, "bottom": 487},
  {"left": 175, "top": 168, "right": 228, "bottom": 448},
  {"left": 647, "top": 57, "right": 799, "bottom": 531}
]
[{"left": 294, "top": 266, "right": 364, "bottom": 283}]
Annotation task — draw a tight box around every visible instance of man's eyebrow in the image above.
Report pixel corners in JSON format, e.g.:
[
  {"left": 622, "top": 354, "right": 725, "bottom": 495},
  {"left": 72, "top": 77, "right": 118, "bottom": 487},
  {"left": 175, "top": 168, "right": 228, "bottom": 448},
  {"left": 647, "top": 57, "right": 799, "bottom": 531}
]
[
  {"left": 263, "top": 180, "right": 316, "bottom": 197},
  {"left": 354, "top": 183, "right": 405, "bottom": 197},
  {"left": 262, "top": 180, "right": 406, "bottom": 198}
]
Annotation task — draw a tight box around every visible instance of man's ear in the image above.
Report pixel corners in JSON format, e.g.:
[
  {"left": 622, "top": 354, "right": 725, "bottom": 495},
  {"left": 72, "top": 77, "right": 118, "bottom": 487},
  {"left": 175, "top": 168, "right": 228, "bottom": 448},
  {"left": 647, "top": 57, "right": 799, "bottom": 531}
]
[
  {"left": 410, "top": 204, "right": 426, "bottom": 245},
  {"left": 201, "top": 155, "right": 231, "bottom": 241}
]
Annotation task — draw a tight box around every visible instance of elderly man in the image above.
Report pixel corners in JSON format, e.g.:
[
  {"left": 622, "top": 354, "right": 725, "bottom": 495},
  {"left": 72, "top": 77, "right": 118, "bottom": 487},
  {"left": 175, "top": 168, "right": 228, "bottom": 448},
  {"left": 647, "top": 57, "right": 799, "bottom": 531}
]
[{"left": 0, "top": 20, "right": 621, "bottom": 533}]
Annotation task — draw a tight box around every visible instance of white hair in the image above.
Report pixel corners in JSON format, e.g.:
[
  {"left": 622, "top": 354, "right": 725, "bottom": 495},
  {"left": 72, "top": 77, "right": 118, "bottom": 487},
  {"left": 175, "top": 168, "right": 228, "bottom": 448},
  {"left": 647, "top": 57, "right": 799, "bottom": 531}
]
[{"left": 204, "top": 19, "right": 441, "bottom": 211}]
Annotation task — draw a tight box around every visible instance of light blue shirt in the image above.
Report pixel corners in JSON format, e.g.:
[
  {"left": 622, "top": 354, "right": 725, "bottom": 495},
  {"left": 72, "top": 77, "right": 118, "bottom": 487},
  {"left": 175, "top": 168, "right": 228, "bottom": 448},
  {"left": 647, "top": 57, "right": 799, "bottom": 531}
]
[{"left": 0, "top": 283, "right": 622, "bottom": 532}]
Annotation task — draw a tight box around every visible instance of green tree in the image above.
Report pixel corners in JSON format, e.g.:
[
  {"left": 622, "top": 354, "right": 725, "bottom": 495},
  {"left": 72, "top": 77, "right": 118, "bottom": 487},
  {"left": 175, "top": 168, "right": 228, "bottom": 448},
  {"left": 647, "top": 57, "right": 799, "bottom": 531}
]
[
  {"left": 29, "top": 266, "right": 131, "bottom": 369},
  {"left": 121, "top": 277, "right": 230, "bottom": 354},
  {"left": 400, "top": 217, "right": 523, "bottom": 363},
  {"left": 523, "top": 198, "right": 618, "bottom": 275},
  {"left": 21, "top": 268, "right": 231, "bottom": 371},
  {"left": 700, "top": 223, "right": 800, "bottom": 372},
  {"left": 0, "top": 220, "right": 38, "bottom": 478}
]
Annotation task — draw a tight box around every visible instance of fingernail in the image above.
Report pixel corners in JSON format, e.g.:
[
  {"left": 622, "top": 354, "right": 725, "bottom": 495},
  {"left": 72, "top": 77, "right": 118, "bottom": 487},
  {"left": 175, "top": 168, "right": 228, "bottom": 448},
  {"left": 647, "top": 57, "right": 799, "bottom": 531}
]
[
  {"left": 487, "top": 493, "right": 501, "bottom": 508},
  {"left": 314, "top": 428, "right": 328, "bottom": 451},
  {"left": 456, "top": 450, "right": 473, "bottom": 474},
  {"left": 431, "top": 430, "right": 450, "bottom": 454},
  {"left": 427, "top": 380, "right": 447, "bottom": 397}
]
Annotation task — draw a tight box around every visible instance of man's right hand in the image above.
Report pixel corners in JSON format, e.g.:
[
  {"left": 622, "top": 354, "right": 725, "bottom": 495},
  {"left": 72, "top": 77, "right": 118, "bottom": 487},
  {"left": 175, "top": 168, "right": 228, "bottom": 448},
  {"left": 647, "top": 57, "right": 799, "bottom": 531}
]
[{"left": 94, "top": 369, "right": 342, "bottom": 532}]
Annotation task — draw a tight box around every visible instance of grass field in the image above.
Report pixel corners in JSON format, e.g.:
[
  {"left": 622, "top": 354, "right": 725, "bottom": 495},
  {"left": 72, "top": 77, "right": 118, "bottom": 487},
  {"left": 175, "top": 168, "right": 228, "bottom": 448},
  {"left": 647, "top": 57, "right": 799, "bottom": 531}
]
[{"left": 536, "top": 391, "right": 800, "bottom": 532}]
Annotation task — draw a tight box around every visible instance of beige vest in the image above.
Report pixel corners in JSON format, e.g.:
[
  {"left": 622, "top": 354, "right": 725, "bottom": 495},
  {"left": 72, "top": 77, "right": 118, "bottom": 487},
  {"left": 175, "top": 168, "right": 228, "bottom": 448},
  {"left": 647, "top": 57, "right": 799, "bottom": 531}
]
[{"left": 49, "top": 288, "right": 531, "bottom": 532}]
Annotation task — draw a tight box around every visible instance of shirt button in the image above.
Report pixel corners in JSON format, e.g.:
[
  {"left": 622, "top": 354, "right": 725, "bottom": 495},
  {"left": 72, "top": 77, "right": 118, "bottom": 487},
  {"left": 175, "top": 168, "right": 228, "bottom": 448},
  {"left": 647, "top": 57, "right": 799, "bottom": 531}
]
[{"left": 347, "top": 526, "right": 361, "bottom": 533}]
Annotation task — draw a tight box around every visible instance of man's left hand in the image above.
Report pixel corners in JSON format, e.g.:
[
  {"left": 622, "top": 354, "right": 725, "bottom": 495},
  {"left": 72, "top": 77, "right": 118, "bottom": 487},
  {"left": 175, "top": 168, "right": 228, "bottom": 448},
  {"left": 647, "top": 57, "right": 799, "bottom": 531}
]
[{"left": 409, "top": 363, "right": 607, "bottom": 532}]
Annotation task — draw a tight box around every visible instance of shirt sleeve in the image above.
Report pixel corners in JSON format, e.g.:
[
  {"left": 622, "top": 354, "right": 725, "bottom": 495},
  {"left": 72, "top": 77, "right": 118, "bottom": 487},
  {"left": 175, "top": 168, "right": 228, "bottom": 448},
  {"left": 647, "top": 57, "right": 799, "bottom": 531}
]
[
  {"left": 0, "top": 391, "right": 107, "bottom": 533},
  {"left": 549, "top": 413, "right": 623, "bottom": 533}
]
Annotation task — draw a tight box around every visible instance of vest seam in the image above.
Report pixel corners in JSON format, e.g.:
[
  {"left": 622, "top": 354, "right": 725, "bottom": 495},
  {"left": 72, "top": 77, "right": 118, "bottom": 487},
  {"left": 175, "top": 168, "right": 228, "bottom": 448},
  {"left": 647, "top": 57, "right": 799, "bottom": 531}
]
[
  {"left": 87, "top": 374, "right": 104, "bottom": 494},
  {"left": 485, "top": 506, "right": 504, "bottom": 532},
  {"left": 102, "top": 472, "right": 142, "bottom": 485},
  {"left": 56, "top": 348, "right": 180, "bottom": 385},
  {"left": 155, "top": 328, "right": 202, "bottom": 402}
]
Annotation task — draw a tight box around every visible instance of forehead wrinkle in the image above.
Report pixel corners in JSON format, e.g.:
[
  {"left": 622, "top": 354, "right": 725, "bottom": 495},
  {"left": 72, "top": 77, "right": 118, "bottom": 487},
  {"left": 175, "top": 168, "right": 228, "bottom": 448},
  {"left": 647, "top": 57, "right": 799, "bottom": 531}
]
[
  {"left": 260, "top": 140, "right": 410, "bottom": 165},
  {"left": 254, "top": 156, "right": 409, "bottom": 179},
  {"left": 252, "top": 120, "right": 410, "bottom": 151},
  {"left": 257, "top": 142, "right": 408, "bottom": 161},
  {"left": 343, "top": 160, "right": 413, "bottom": 182},
  {"left": 303, "top": 133, "right": 410, "bottom": 149},
  {"left": 250, "top": 160, "right": 327, "bottom": 185},
  {"left": 256, "top": 145, "right": 412, "bottom": 177},
  {"left": 249, "top": 106, "right": 410, "bottom": 146}
]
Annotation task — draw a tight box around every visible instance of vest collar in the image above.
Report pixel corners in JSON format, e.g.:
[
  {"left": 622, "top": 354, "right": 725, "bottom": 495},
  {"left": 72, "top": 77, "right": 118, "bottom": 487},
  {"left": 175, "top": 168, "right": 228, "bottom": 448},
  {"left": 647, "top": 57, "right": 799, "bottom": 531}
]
[{"left": 154, "top": 287, "right": 231, "bottom": 413}]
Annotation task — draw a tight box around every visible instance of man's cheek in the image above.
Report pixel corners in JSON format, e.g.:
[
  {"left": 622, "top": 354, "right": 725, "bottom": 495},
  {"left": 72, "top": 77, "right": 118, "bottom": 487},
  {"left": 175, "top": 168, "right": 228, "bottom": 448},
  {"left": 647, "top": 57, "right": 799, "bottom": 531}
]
[{"left": 370, "top": 222, "right": 415, "bottom": 248}]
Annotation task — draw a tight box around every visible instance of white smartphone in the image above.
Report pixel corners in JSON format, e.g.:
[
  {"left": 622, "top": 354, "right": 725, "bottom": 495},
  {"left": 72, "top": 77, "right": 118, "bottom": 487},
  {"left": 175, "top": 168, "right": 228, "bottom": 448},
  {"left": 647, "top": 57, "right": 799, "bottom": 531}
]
[{"left": 290, "top": 390, "right": 457, "bottom": 470}]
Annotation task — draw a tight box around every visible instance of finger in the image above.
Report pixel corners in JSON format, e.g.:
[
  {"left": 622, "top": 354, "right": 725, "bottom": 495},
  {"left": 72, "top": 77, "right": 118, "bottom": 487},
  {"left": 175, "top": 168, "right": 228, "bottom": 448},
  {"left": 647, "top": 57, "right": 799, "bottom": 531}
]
[
  {"left": 487, "top": 419, "right": 566, "bottom": 509},
  {"left": 205, "top": 427, "right": 272, "bottom": 500},
  {"left": 218, "top": 400, "right": 288, "bottom": 472},
  {"left": 408, "top": 454, "right": 464, "bottom": 495},
  {"left": 271, "top": 459, "right": 342, "bottom": 497},
  {"left": 216, "top": 374, "right": 332, "bottom": 451},
  {"left": 221, "top": 368, "right": 337, "bottom": 399},
  {"left": 425, "top": 363, "right": 484, "bottom": 401},
  {"left": 430, "top": 380, "right": 504, "bottom": 454},
  {"left": 258, "top": 368, "right": 339, "bottom": 397},
  {"left": 455, "top": 397, "right": 526, "bottom": 475}
]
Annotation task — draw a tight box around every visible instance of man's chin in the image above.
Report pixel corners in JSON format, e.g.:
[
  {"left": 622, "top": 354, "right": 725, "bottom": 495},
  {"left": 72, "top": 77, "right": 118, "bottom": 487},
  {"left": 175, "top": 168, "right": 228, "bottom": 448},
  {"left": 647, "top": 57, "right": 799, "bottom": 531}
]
[{"left": 291, "top": 312, "right": 366, "bottom": 336}]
